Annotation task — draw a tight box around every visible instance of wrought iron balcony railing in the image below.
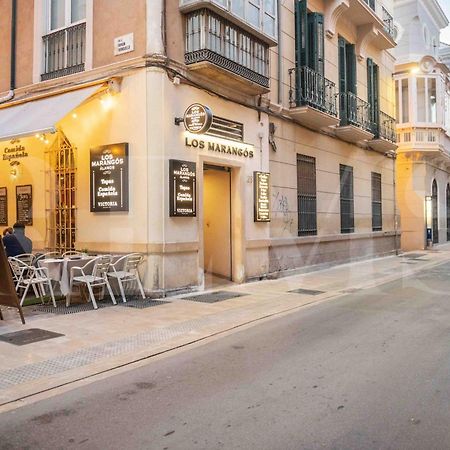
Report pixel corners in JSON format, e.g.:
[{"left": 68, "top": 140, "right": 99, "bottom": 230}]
[
  {"left": 339, "top": 92, "right": 372, "bottom": 132},
  {"left": 362, "top": 0, "right": 376, "bottom": 11},
  {"left": 382, "top": 7, "right": 395, "bottom": 38},
  {"left": 42, "top": 22, "right": 86, "bottom": 81},
  {"left": 372, "top": 110, "right": 396, "bottom": 142},
  {"left": 288, "top": 66, "right": 338, "bottom": 117}
]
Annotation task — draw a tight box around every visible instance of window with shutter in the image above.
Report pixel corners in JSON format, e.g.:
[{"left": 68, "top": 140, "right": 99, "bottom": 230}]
[
  {"left": 340, "top": 164, "right": 354, "bottom": 233},
  {"left": 371, "top": 172, "right": 382, "bottom": 231},
  {"left": 297, "top": 154, "right": 317, "bottom": 236},
  {"left": 367, "top": 58, "right": 380, "bottom": 134}
]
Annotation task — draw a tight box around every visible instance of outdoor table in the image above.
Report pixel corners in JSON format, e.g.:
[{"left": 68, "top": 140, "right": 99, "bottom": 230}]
[{"left": 39, "top": 256, "right": 95, "bottom": 296}]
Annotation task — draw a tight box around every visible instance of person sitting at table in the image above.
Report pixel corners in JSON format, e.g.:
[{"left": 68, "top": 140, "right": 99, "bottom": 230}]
[
  {"left": 2, "top": 223, "right": 32, "bottom": 257},
  {"left": 2, "top": 227, "right": 13, "bottom": 236}
]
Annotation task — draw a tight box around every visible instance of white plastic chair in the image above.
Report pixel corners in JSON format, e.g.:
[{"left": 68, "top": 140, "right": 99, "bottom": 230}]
[
  {"left": 62, "top": 250, "right": 86, "bottom": 258},
  {"left": 67, "top": 255, "right": 116, "bottom": 309},
  {"left": 9, "top": 257, "right": 56, "bottom": 307},
  {"left": 108, "top": 253, "right": 146, "bottom": 303}
]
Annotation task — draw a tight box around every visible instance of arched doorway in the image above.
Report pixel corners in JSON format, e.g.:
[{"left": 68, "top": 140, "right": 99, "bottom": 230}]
[
  {"left": 447, "top": 184, "right": 450, "bottom": 241},
  {"left": 432, "top": 179, "right": 438, "bottom": 244}
]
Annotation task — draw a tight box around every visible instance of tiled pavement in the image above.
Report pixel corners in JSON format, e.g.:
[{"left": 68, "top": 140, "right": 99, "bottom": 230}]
[{"left": 1, "top": 247, "right": 450, "bottom": 410}]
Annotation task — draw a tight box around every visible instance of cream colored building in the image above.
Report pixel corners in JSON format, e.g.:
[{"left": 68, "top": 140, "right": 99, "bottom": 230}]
[
  {"left": 394, "top": 0, "right": 450, "bottom": 250},
  {"left": 0, "top": 0, "right": 398, "bottom": 295}
]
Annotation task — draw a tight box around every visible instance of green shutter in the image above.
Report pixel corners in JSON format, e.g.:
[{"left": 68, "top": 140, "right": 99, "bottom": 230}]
[
  {"left": 308, "top": 13, "right": 324, "bottom": 76},
  {"left": 346, "top": 43, "right": 357, "bottom": 94},
  {"left": 367, "top": 58, "right": 379, "bottom": 131},
  {"left": 295, "top": 0, "right": 308, "bottom": 69},
  {"left": 338, "top": 36, "right": 347, "bottom": 123}
]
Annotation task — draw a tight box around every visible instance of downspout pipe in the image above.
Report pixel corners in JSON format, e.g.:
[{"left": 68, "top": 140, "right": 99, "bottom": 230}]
[
  {"left": 0, "top": 0, "right": 16, "bottom": 104},
  {"left": 277, "top": 0, "right": 282, "bottom": 104}
]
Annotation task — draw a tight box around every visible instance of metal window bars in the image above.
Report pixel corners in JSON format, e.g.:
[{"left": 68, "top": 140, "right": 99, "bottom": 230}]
[{"left": 339, "top": 91, "right": 372, "bottom": 132}]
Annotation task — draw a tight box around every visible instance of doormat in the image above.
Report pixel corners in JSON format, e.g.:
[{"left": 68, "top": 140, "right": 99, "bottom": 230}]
[
  {"left": 119, "top": 298, "right": 170, "bottom": 309},
  {"left": 0, "top": 328, "right": 64, "bottom": 346},
  {"left": 33, "top": 301, "right": 115, "bottom": 315},
  {"left": 288, "top": 288, "right": 325, "bottom": 296},
  {"left": 182, "top": 291, "right": 247, "bottom": 303}
]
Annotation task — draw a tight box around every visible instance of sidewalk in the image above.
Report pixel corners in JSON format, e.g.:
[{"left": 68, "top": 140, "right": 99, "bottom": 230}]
[{"left": 1, "top": 247, "right": 450, "bottom": 411}]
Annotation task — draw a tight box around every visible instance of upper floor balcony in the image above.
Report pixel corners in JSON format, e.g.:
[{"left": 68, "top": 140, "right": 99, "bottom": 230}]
[
  {"left": 184, "top": 9, "right": 270, "bottom": 95},
  {"left": 397, "top": 126, "right": 450, "bottom": 156},
  {"left": 41, "top": 22, "right": 86, "bottom": 81},
  {"left": 335, "top": 92, "right": 374, "bottom": 143},
  {"left": 368, "top": 110, "right": 397, "bottom": 152},
  {"left": 288, "top": 66, "right": 339, "bottom": 130}
]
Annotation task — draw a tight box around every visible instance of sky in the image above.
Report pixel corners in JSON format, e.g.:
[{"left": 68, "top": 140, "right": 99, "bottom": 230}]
[{"left": 439, "top": 0, "right": 450, "bottom": 45}]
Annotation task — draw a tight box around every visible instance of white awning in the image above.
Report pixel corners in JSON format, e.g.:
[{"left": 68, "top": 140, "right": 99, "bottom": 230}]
[{"left": 0, "top": 85, "right": 101, "bottom": 142}]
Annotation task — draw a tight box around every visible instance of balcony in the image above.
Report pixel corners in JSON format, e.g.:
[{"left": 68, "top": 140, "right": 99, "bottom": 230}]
[
  {"left": 184, "top": 9, "right": 270, "bottom": 95},
  {"left": 288, "top": 66, "right": 339, "bottom": 130},
  {"left": 334, "top": 92, "right": 374, "bottom": 143},
  {"left": 397, "top": 127, "right": 450, "bottom": 156},
  {"left": 41, "top": 23, "right": 86, "bottom": 81},
  {"left": 368, "top": 111, "right": 397, "bottom": 152}
]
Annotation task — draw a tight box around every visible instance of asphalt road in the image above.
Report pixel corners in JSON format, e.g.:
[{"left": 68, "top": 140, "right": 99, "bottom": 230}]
[{"left": 2, "top": 262, "right": 450, "bottom": 450}]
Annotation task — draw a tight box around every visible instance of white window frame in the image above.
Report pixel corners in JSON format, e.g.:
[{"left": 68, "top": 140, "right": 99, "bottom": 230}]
[{"left": 47, "top": 0, "right": 87, "bottom": 33}]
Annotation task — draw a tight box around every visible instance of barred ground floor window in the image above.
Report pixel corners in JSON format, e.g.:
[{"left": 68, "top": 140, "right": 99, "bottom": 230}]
[{"left": 297, "top": 154, "right": 317, "bottom": 236}]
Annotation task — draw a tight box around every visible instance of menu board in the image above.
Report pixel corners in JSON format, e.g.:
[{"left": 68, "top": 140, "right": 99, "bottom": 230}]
[
  {"left": 0, "top": 187, "right": 7, "bottom": 226},
  {"left": 16, "top": 185, "right": 32, "bottom": 225},
  {"left": 254, "top": 172, "right": 271, "bottom": 222},
  {"left": 169, "top": 159, "right": 196, "bottom": 217},
  {"left": 90, "top": 143, "right": 129, "bottom": 212}
]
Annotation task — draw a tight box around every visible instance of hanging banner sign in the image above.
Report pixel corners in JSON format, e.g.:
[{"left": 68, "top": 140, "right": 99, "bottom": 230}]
[
  {"left": 254, "top": 172, "right": 271, "bottom": 222},
  {"left": 0, "top": 187, "right": 7, "bottom": 226},
  {"left": 90, "top": 143, "right": 129, "bottom": 212},
  {"left": 183, "top": 103, "right": 213, "bottom": 134},
  {"left": 169, "top": 159, "right": 196, "bottom": 217},
  {"left": 16, "top": 185, "right": 32, "bottom": 225}
]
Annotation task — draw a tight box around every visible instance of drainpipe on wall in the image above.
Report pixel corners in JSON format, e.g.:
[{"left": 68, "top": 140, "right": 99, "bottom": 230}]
[
  {"left": 277, "top": 0, "right": 282, "bottom": 105},
  {"left": 0, "top": 0, "right": 16, "bottom": 104}
]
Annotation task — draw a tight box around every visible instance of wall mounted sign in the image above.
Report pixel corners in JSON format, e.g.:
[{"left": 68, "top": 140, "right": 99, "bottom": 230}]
[
  {"left": 183, "top": 104, "right": 213, "bottom": 134},
  {"left": 90, "top": 143, "right": 129, "bottom": 212},
  {"left": 254, "top": 172, "right": 271, "bottom": 222},
  {"left": 16, "top": 185, "right": 32, "bottom": 225},
  {"left": 2, "top": 140, "right": 28, "bottom": 162},
  {"left": 114, "top": 33, "right": 134, "bottom": 56},
  {"left": 169, "top": 159, "right": 196, "bottom": 217},
  {"left": 185, "top": 135, "right": 254, "bottom": 159},
  {"left": 0, "top": 187, "right": 7, "bottom": 226}
]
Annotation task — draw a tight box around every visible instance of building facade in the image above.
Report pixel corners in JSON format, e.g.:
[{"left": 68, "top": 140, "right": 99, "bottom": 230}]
[
  {"left": 394, "top": 0, "right": 450, "bottom": 250},
  {"left": 0, "top": 0, "right": 398, "bottom": 295}
]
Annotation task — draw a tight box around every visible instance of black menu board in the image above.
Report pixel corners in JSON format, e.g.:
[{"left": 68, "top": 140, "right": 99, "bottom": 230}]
[
  {"left": 169, "top": 160, "right": 196, "bottom": 217},
  {"left": 0, "top": 187, "right": 7, "bottom": 226},
  {"left": 254, "top": 172, "right": 271, "bottom": 222},
  {"left": 16, "top": 185, "right": 32, "bottom": 225},
  {"left": 90, "top": 143, "right": 129, "bottom": 212}
]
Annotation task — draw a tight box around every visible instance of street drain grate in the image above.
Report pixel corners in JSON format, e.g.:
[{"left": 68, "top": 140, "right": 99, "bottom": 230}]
[
  {"left": 288, "top": 288, "right": 325, "bottom": 296},
  {"left": 119, "top": 298, "right": 170, "bottom": 309},
  {"left": 0, "top": 328, "right": 64, "bottom": 346},
  {"left": 182, "top": 291, "right": 247, "bottom": 303}
]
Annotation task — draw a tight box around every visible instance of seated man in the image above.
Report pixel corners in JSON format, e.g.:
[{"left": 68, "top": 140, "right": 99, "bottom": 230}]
[{"left": 2, "top": 223, "right": 32, "bottom": 257}]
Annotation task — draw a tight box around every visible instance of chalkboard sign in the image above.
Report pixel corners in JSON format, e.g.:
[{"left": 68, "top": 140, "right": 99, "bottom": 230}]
[
  {"left": 0, "top": 187, "right": 7, "bottom": 226},
  {"left": 16, "top": 185, "right": 32, "bottom": 225},
  {"left": 169, "top": 160, "right": 196, "bottom": 217},
  {"left": 254, "top": 172, "right": 271, "bottom": 222},
  {"left": 90, "top": 143, "right": 129, "bottom": 212}
]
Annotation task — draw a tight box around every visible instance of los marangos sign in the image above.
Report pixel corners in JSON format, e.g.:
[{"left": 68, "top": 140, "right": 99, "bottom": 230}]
[
  {"left": 183, "top": 103, "right": 213, "bottom": 134},
  {"left": 169, "top": 159, "right": 196, "bottom": 217},
  {"left": 90, "top": 143, "right": 129, "bottom": 212}
]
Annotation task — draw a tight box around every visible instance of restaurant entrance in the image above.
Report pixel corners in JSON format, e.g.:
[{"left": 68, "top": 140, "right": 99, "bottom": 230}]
[{"left": 203, "top": 164, "right": 232, "bottom": 280}]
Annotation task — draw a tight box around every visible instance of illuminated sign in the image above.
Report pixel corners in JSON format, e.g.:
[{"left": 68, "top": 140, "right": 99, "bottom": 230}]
[
  {"left": 254, "top": 172, "right": 270, "bottom": 222},
  {"left": 169, "top": 159, "right": 196, "bottom": 217},
  {"left": 16, "top": 185, "right": 32, "bottom": 225},
  {"left": 185, "top": 135, "right": 254, "bottom": 159},
  {"left": 184, "top": 104, "right": 213, "bottom": 134},
  {"left": 0, "top": 187, "right": 7, "bottom": 226},
  {"left": 90, "top": 143, "right": 129, "bottom": 212}
]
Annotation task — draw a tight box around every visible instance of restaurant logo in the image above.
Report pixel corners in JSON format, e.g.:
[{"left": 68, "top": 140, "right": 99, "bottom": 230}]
[
  {"left": 185, "top": 135, "right": 254, "bottom": 159},
  {"left": 90, "top": 143, "right": 129, "bottom": 212},
  {"left": 169, "top": 159, "right": 196, "bottom": 217},
  {"left": 2, "top": 140, "right": 28, "bottom": 161},
  {"left": 183, "top": 104, "right": 213, "bottom": 134},
  {"left": 254, "top": 172, "right": 271, "bottom": 222}
]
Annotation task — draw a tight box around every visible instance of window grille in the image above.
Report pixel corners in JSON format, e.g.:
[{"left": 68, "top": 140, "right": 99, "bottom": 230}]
[
  {"left": 297, "top": 154, "right": 317, "bottom": 236},
  {"left": 340, "top": 164, "right": 354, "bottom": 233},
  {"left": 371, "top": 172, "right": 382, "bottom": 231}
]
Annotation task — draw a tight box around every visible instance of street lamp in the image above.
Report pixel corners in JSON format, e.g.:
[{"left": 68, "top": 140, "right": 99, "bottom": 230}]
[{"left": 425, "top": 195, "right": 433, "bottom": 248}]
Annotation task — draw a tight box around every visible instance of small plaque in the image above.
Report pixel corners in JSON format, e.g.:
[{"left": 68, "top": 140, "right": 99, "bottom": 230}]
[
  {"left": 16, "top": 185, "right": 32, "bottom": 225},
  {"left": 254, "top": 172, "right": 270, "bottom": 222},
  {"left": 0, "top": 187, "right": 7, "bottom": 226},
  {"left": 169, "top": 159, "right": 196, "bottom": 217},
  {"left": 114, "top": 33, "right": 134, "bottom": 56},
  {"left": 183, "top": 104, "right": 213, "bottom": 134}
]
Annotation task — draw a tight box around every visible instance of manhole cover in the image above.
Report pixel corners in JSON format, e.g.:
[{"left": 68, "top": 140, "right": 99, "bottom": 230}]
[
  {"left": 120, "top": 299, "right": 170, "bottom": 309},
  {"left": 0, "top": 328, "right": 64, "bottom": 346},
  {"left": 182, "top": 291, "right": 247, "bottom": 303},
  {"left": 288, "top": 288, "right": 325, "bottom": 296}
]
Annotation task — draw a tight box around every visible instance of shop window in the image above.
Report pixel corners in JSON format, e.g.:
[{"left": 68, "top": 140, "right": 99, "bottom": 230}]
[
  {"left": 297, "top": 154, "right": 317, "bottom": 236},
  {"left": 42, "top": 0, "right": 86, "bottom": 81},
  {"left": 371, "top": 172, "right": 382, "bottom": 231},
  {"left": 340, "top": 164, "right": 354, "bottom": 234}
]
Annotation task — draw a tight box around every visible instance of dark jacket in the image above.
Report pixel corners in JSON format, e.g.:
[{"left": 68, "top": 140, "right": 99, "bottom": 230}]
[
  {"left": 2, "top": 234, "right": 26, "bottom": 258},
  {"left": 13, "top": 229, "right": 32, "bottom": 254}
]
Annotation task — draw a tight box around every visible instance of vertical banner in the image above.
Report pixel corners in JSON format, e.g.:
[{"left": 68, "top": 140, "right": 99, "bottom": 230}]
[
  {"left": 90, "top": 143, "right": 129, "bottom": 212},
  {"left": 169, "top": 160, "right": 196, "bottom": 217},
  {"left": 0, "top": 242, "right": 25, "bottom": 324},
  {"left": 16, "top": 185, "right": 33, "bottom": 225},
  {"left": 0, "top": 187, "right": 7, "bottom": 226},
  {"left": 254, "top": 171, "right": 271, "bottom": 222}
]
